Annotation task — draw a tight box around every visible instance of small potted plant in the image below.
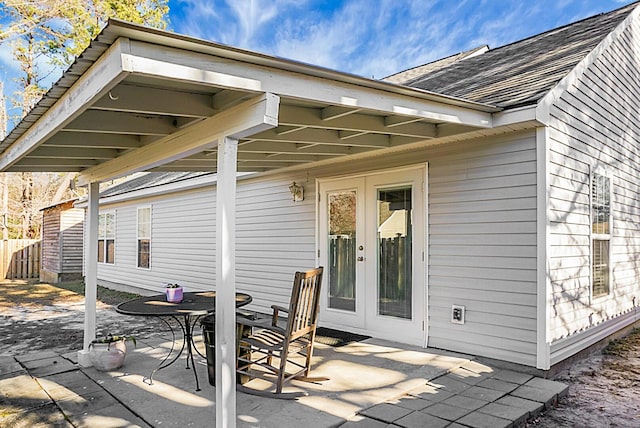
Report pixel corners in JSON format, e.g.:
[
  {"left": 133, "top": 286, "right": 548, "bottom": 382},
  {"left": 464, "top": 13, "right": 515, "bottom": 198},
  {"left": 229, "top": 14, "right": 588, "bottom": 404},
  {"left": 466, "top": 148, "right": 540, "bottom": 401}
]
[
  {"left": 89, "top": 333, "right": 136, "bottom": 371},
  {"left": 165, "top": 283, "right": 184, "bottom": 303}
]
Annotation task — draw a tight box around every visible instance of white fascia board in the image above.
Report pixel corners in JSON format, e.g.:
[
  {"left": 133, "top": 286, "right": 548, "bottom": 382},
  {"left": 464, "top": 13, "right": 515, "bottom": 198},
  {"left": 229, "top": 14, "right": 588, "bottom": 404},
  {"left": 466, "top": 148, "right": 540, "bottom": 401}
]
[
  {"left": 77, "top": 92, "right": 279, "bottom": 186},
  {"left": 124, "top": 40, "right": 494, "bottom": 129},
  {"left": 536, "top": 4, "right": 640, "bottom": 124},
  {"left": 0, "top": 38, "right": 132, "bottom": 171},
  {"left": 492, "top": 105, "right": 540, "bottom": 128}
]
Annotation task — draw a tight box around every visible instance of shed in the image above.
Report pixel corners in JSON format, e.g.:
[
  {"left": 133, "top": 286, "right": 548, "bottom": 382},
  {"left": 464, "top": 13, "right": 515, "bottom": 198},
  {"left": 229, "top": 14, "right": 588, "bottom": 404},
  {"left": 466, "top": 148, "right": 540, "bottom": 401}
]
[{"left": 40, "top": 199, "right": 84, "bottom": 283}]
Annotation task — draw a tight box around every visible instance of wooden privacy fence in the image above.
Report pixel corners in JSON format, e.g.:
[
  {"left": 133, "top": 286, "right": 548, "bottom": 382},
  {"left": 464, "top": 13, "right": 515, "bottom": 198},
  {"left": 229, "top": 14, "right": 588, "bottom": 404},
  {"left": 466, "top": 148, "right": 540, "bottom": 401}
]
[
  {"left": 0, "top": 239, "right": 41, "bottom": 279},
  {"left": 329, "top": 235, "right": 356, "bottom": 298},
  {"left": 379, "top": 236, "right": 412, "bottom": 302},
  {"left": 328, "top": 235, "right": 412, "bottom": 301}
]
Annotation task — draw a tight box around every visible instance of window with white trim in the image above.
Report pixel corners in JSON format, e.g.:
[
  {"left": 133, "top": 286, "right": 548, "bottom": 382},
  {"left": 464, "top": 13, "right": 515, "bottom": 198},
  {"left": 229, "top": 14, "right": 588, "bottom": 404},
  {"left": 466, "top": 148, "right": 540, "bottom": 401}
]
[
  {"left": 137, "top": 207, "right": 151, "bottom": 269},
  {"left": 98, "top": 212, "right": 115, "bottom": 264},
  {"left": 591, "top": 172, "right": 611, "bottom": 298}
]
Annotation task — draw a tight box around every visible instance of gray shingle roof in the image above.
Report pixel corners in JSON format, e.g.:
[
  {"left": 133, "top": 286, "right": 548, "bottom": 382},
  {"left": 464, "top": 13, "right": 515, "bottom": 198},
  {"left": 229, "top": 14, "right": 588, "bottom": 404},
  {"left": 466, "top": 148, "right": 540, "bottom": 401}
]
[
  {"left": 99, "top": 172, "right": 212, "bottom": 197},
  {"left": 391, "top": 2, "right": 637, "bottom": 108},
  {"left": 384, "top": 45, "right": 489, "bottom": 84}
]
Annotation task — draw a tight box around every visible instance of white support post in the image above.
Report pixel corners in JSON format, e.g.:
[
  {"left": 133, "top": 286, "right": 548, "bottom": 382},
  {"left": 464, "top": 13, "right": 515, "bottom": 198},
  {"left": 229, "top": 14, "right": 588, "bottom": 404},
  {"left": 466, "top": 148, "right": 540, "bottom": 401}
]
[
  {"left": 215, "top": 136, "right": 238, "bottom": 428},
  {"left": 78, "top": 181, "right": 99, "bottom": 367}
]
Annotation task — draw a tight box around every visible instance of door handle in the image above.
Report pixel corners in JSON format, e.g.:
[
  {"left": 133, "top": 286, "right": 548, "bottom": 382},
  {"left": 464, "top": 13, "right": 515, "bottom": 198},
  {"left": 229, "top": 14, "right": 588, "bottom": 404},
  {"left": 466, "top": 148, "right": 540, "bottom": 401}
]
[{"left": 357, "top": 256, "right": 364, "bottom": 262}]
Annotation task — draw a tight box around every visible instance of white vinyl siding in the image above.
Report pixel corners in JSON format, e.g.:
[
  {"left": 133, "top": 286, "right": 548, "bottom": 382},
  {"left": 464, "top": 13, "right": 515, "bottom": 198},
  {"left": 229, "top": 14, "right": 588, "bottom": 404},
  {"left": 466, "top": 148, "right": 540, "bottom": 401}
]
[
  {"left": 235, "top": 177, "right": 317, "bottom": 313},
  {"left": 96, "top": 131, "right": 539, "bottom": 366},
  {"left": 427, "top": 132, "right": 538, "bottom": 366},
  {"left": 546, "top": 14, "right": 640, "bottom": 359},
  {"left": 98, "top": 190, "right": 216, "bottom": 291},
  {"left": 97, "top": 176, "right": 316, "bottom": 315}
]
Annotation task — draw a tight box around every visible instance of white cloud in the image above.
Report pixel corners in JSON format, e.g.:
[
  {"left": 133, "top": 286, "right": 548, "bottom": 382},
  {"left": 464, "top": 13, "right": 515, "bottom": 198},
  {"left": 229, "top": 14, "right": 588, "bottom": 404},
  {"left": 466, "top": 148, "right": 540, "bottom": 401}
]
[
  {"left": 170, "top": 0, "right": 222, "bottom": 41},
  {"left": 172, "top": 0, "right": 310, "bottom": 47},
  {"left": 167, "top": 0, "right": 627, "bottom": 78},
  {"left": 0, "top": 42, "right": 20, "bottom": 76}
]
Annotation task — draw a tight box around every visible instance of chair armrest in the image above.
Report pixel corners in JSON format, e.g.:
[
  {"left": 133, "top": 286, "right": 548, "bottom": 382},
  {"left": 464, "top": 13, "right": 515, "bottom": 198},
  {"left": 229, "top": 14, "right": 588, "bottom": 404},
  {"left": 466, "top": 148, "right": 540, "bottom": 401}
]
[
  {"left": 256, "top": 323, "right": 286, "bottom": 335},
  {"left": 235, "top": 316, "right": 272, "bottom": 328},
  {"left": 236, "top": 317, "right": 285, "bottom": 334},
  {"left": 271, "top": 304, "right": 289, "bottom": 313},
  {"left": 271, "top": 305, "right": 289, "bottom": 326}
]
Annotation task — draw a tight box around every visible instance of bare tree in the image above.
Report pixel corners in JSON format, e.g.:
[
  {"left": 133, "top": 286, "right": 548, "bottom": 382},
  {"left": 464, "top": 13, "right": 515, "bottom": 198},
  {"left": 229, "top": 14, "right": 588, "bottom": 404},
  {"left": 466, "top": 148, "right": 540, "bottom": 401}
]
[{"left": 0, "top": 0, "right": 169, "bottom": 238}]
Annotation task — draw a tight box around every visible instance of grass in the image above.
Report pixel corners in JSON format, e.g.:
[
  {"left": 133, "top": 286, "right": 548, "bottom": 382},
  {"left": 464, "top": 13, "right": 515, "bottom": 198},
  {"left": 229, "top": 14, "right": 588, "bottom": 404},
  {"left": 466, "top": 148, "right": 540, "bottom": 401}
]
[
  {"left": 55, "top": 280, "right": 141, "bottom": 306},
  {"left": 0, "top": 281, "right": 84, "bottom": 308}
]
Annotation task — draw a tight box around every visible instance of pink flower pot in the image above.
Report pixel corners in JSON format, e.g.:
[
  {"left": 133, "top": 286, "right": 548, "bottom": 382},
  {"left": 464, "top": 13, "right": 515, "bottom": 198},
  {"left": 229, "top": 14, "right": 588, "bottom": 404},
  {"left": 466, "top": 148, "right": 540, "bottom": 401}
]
[{"left": 166, "top": 286, "right": 183, "bottom": 303}]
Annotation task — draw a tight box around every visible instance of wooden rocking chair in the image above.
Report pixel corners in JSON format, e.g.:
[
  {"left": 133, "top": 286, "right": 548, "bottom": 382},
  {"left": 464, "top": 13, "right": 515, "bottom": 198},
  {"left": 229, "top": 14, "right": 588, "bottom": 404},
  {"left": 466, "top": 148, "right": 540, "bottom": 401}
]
[{"left": 236, "top": 267, "right": 327, "bottom": 399}]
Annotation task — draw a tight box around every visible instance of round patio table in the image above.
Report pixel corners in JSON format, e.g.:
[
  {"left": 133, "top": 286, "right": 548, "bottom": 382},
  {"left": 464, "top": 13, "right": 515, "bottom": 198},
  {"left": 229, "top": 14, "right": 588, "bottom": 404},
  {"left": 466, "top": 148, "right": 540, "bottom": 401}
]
[{"left": 116, "top": 291, "right": 252, "bottom": 391}]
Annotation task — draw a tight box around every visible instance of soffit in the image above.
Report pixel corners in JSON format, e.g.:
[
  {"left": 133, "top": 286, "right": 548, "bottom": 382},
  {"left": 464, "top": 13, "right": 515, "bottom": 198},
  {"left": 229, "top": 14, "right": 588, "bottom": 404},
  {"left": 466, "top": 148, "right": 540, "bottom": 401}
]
[{"left": 0, "top": 19, "right": 501, "bottom": 180}]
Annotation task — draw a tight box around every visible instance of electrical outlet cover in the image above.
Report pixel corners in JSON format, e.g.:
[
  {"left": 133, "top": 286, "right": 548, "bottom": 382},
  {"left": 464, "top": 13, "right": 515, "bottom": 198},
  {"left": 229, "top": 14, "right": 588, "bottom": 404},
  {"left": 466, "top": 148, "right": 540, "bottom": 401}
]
[{"left": 451, "top": 304, "right": 465, "bottom": 324}]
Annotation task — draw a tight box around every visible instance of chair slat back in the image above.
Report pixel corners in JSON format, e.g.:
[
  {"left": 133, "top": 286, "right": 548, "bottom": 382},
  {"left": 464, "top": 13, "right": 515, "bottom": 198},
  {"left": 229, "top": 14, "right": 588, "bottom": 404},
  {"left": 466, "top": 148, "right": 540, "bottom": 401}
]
[{"left": 287, "top": 267, "right": 323, "bottom": 338}]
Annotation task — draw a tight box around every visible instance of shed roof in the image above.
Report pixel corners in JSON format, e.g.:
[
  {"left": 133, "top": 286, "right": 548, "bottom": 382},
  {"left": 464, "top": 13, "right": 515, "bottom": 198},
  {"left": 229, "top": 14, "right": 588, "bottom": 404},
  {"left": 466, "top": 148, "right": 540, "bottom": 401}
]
[
  {"left": 388, "top": 2, "right": 637, "bottom": 108},
  {"left": 39, "top": 198, "right": 80, "bottom": 212}
]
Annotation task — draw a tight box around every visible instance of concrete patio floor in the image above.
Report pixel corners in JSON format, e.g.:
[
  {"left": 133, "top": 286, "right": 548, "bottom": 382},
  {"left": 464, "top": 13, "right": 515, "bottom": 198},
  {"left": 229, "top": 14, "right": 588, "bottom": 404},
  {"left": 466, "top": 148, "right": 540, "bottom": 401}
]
[{"left": 0, "top": 333, "right": 568, "bottom": 427}]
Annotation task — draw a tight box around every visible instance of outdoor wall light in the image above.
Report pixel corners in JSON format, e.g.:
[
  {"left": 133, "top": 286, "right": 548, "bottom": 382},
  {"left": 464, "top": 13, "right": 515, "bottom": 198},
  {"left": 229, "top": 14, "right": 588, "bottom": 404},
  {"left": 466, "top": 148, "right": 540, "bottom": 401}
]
[{"left": 289, "top": 181, "right": 304, "bottom": 202}]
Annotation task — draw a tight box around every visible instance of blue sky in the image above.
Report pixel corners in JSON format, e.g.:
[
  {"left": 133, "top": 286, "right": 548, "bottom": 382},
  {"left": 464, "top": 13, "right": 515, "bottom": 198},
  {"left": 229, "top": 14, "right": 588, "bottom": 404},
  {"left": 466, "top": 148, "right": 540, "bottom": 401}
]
[
  {"left": 167, "top": 0, "right": 632, "bottom": 78},
  {"left": 0, "top": 0, "right": 634, "bottom": 133}
]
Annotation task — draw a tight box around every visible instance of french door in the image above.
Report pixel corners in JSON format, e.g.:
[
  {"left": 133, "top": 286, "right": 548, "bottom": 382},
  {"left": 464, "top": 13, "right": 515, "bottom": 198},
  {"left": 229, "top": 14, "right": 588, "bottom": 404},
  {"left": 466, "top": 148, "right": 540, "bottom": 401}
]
[{"left": 318, "top": 167, "right": 426, "bottom": 346}]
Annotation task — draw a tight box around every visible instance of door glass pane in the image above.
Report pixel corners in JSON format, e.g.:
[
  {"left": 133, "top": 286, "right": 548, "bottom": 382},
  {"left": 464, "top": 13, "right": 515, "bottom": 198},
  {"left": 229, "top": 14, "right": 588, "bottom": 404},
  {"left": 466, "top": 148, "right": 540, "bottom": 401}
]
[
  {"left": 377, "top": 187, "right": 412, "bottom": 319},
  {"left": 328, "top": 190, "right": 356, "bottom": 311}
]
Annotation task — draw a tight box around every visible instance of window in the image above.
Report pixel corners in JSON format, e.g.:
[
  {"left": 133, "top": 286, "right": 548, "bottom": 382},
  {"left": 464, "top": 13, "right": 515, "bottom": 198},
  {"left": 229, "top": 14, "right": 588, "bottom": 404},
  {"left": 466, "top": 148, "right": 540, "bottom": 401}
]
[
  {"left": 591, "top": 173, "right": 611, "bottom": 298},
  {"left": 137, "top": 207, "right": 151, "bottom": 269},
  {"left": 98, "top": 212, "right": 115, "bottom": 264}
]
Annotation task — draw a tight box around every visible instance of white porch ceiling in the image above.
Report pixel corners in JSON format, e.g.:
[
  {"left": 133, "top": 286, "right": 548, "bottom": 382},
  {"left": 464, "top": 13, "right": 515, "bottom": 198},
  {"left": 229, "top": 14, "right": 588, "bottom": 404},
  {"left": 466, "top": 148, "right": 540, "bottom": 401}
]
[{"left": 0, "top": 19, "right": 502, "bottom": 184}]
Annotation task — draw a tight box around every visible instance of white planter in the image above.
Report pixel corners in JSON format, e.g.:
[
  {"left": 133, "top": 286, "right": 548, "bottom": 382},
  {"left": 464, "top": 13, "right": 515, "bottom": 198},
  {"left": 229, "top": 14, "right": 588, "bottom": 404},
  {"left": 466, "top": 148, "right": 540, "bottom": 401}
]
[{"left": 89, "top": 339, "right": 127, "bottom": 371}]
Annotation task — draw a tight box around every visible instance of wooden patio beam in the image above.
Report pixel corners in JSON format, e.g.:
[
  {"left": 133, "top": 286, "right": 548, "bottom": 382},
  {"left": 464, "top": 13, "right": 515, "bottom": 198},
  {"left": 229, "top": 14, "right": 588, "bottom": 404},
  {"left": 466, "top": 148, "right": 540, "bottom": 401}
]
[
  {"left": 43, "top": 132, "right": 143, "bottom": 149},
  {"left": 238, "top": 140, "right": 371, "bottom": 155},
  {"left": 91, "top": 83, "right": 217, "bottom": 118},
  {"left": 77, "top": 92, "right": 279, "bottom": 185},
  {"left": 278, "top": 105, "right": 437, "bottom": 139},
  {"left": 65, "top": 110, "right": 177, "bottom": 135}
]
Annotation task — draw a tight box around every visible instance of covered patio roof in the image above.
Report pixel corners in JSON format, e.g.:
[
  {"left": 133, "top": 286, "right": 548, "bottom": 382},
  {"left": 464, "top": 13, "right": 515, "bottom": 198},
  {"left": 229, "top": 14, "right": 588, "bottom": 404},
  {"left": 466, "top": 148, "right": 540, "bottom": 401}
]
[
  {"left": 0, "top": 19, "right": 502, "bottom": 185},
  {"left": 0, "top": 19, "right": 520, "bottom": 428}
]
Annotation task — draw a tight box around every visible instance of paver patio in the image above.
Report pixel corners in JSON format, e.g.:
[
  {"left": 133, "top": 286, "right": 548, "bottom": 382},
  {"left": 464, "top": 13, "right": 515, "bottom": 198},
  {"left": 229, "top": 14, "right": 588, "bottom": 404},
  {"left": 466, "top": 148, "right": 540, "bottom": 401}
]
[{"left": 0, "top": 333, "right": 567, "bottom": 427}]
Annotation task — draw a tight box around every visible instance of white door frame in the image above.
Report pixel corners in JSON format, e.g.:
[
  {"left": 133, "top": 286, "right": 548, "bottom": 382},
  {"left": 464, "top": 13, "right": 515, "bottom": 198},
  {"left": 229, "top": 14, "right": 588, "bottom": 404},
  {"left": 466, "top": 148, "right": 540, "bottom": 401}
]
[
  {"left": 317, "top": 176, "right": 366, "bottom": 330},
  {"left": 317, "top": 164, "right": 428, "bottom": 347}
]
